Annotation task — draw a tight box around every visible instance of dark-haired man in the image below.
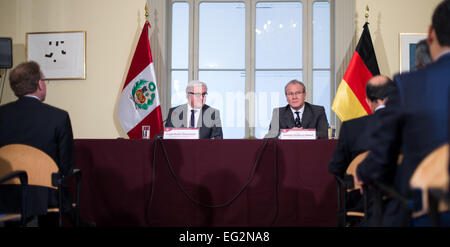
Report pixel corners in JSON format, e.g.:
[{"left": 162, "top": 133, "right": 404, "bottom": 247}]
[
  {"left": 415, "top": 39, "right": 432, "bottom": 69},
  {"left": 0, "top": 61, "right": 76, "bottom": 226},
  {"left": 356, "top": 0, "right": 450, "bottom": 226},
  {"left": 0, "top": 61, "right": 74, "bottom": 176}
]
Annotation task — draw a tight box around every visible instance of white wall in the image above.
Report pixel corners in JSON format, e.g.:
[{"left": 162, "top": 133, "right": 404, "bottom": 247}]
[
  {"left": 355, "top": 0, "right": 442, "bottom": 77},
  {"left": 0, "top": 0, "right": 166, "bottom": 138}
]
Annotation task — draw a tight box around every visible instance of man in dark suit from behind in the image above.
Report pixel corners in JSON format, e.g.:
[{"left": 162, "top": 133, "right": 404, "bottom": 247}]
[
  {"left": 328, "top": 75, "right": 395, "bottom": 226},
  {"left": 329, "top": 75, "right": 395, "bottom": 178},
  {"left": 165, "top": 80, "right": 223, "bottom": 139},
  {"left": 0, "top": 61, "right": 74, "bottom": 176},
  {"left": 356, "top": 0, "right": 450, "bottom": 226},
  {"left": 0, "top": 61, "right": 75, "bottom": 226},
  {"left": 264, "top": 79, "right": 329, "bottom": 139}
]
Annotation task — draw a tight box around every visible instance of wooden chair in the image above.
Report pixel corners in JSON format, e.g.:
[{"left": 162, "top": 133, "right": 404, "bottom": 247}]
[
  {"left": 0, "top": 170, "right": 28, "bottom": 226},
  {"left": 0, "top": 144, "right": 81, "bottom": 227},
  {"left": 410, "top": 143, "right": 449, "bottom": 225},
  {"left": 371, "top": 143, "right": 449, "bottom": 226},
  {"left": 335, "top": 151, "right": 369, "bottom": 226}
]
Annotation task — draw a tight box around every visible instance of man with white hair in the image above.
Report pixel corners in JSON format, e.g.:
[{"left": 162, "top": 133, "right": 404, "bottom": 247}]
[{"left": 165, "top": 80, "right": 223, "bottom": 139}]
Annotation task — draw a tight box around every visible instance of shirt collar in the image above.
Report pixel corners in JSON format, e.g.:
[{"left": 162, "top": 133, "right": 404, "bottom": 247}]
[
  {"left": 374, "top": 105, "right": 385, "bottom": 112},
  {"left": 23, "top": 95, "right": 41, "bottom": 101},
  {"left": 187, "top": 104, "right": 200, "bottom": 113},
  {"left": 435, "top": 50, "right": 450, "bottom": 61},
  {"left": 290, "top": 104, "right": 305, "bottom": 117}
]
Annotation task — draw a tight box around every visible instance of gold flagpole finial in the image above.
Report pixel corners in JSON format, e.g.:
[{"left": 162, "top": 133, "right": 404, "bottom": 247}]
[
  {"left": 145, "top": 3, "right": 149, "bottom": 23},
  {"left": 365, "top": 5, "right": 369, "bottom": 23}
]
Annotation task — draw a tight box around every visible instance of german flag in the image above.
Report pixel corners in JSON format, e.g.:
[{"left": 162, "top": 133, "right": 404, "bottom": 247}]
[{"left": 332, "top": 23, "right": 380, "bottom": 122}]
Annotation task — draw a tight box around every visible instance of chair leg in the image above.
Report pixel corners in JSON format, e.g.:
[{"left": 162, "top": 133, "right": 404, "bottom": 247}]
[
  {"left": 21, "top": 185, "right": 28, "bottom": 227},
  {"left": 374, "top": 187, "right": 383, "bottom": 227},
  {"left": 336, "top": 180, "right": 347, "bottom": 227},
  {"left": 428, "top": 189, "right": 440, "bottom": 227},
  {"left": 363, "top": 186, "right": 368, "bottom": 225},
  {"left": 58, "top": 185, "right": 63, "bottom": 227}
]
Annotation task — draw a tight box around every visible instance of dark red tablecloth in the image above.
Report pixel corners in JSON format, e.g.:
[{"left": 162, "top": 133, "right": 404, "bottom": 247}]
[{"left": 74, "top": 139, "right": 338, "bottom": 226}]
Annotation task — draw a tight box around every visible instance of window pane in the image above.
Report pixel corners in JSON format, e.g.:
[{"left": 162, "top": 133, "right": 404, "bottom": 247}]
[
  {"left": 313, "top": 2, "right": 330, "bottom": 69},
  {"left": 171, "top": 2, "right": 189, "bottom": 69},
  {"left": 199, "top": 70, "right": 246, "bottom": 139},
  {"left": 171, "top": 70, "right": 188, "bottom": 107},
  {"left": 313, "top": 70, "right": 331, "bottom": 125},
  {"left": 199, "top": 3, "right": 245, "bottom": 69},
  {"left": 255, "top": 2, "right": 302, "bottom": 69},
  {"left": 254, "top": 70, "right": 302, "bottom": 139}
]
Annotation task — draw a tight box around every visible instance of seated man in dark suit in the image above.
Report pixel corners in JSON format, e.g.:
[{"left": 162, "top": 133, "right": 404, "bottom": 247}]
[
  {"left": 264, "top": 79, "right": 329, "bottom": 139},
  {"left": 0, "top": 61, "right": 76, "bottom": 226},
  {"left": 414, "top": 39, "right": 433, "bottom": 70},
  {"left": 356, "top": 0, "right": 450, "bottom": 226},
  {"left": 329, "top": 75, "right": 395, "bottom": 178},
  {"left": 165, "top": 80, "right": 223, "bottom": 139},
  {"left": 0, "top": 61, "right": 74, "bottom": 176},
  {"left": 328, "top": 75, "right": 395, "bottom": 226}
]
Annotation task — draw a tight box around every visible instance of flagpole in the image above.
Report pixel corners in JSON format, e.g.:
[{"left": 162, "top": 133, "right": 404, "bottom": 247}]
[
  {"left": 365, "top": 5, "right": 369, "bottom": 24},
  {"left": 145, "top": 3, "right": 149, "bottom": 23}
]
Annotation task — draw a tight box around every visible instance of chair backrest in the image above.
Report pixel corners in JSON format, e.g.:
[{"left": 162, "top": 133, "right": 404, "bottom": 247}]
[
  {"left": 346, "top": 151, "right": 369, "bottom": 190},
  {"left": 0, "top": 144, "right": 58, "bottom": 189},
  {"left": 409, "top": 143, "right": 449, "bottom": 218}
]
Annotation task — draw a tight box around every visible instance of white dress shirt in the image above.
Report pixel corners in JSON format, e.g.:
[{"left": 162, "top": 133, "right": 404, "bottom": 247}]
[{"left": 290, "top": 104, "right": 305, "bottom": 122}]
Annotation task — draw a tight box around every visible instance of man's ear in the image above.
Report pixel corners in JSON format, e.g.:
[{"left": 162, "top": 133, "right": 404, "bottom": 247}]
[
  {"left": 37, "top": 80, "right": 44, "bottom": 90},
  {"left": 365, "top": 97, "right": 371, "bottom": 107},
  {"left": 427, "top": 25, "right": 434, "bottom": 46},
  {"left": 365, "top": 98, "right": 374, "bottom": 113}
]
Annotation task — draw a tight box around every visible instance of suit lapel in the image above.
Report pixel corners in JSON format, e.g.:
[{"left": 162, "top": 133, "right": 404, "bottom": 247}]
[
  {"left": 281, "top": 105, "right": 295, "bottom": 129},
  {"left": 301, "top": 103, "right": 312, "bottom": 128},
  {"left": 179, "top": 104, "right": 188, "bottom": 127},
  {"left": 197, "top": 105, "right": 207, "bottom": 127}
]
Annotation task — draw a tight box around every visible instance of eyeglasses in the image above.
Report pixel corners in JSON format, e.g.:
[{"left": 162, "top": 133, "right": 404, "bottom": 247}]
[
  {"left": 188, "top": 92, "right": 208, "bottom": 97},
  {"left": 286, "top": 91, "right": 304, "bottom": 97}
]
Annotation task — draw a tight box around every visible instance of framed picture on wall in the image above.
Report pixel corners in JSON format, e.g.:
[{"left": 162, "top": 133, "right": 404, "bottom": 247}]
[
  {"left": 26, "top": 31, "right": 86, "bottom": 80},
  {"left": 399, "top": 33, "right": 427, "bottom": 73}
]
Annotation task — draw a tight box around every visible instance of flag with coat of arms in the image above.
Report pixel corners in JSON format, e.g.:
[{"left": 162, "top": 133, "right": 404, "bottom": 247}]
[{"left": 118, "top": 21, "right": 163, "bottom": 139}]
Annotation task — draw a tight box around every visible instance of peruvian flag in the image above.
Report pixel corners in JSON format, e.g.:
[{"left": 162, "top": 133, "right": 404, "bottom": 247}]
[{"left": 118, "top": 22, "right": 163, "bottom": 139}]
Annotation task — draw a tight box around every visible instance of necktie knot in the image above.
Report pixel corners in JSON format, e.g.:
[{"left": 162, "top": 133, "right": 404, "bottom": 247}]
[{"left": 294, "top": 111, "right": 302, "bottom": 128}]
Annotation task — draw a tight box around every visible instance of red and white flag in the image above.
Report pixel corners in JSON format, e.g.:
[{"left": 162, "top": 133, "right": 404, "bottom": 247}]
[{"left": 118, "top": 22, "right": 163, "bottom": 139}]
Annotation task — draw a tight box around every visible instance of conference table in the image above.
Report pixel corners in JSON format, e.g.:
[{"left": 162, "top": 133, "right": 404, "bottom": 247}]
[{"left": 74, "top": 138, "right": 338, "bottom": 226}]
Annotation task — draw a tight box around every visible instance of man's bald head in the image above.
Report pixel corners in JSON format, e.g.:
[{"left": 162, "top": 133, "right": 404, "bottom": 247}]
[
  {"left": 365, "top": 75, "right": 395, "bottom": 112},
  {"left": 367, "top": 75, "right": 389, "bottom": 86}
]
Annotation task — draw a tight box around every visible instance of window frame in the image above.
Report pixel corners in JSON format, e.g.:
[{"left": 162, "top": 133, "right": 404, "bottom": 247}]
[{"left": 167, "top": 0, "right": 335, "bottom": 138}]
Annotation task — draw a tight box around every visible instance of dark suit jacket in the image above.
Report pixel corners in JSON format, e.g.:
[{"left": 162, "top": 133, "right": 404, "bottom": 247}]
[
  {"left": 264, "top": 102, "right": 329, "bottom": 139},
  {"left": 328, "top": 111, "right": 385, "bottom": 224},
  {"left": 328, "top": 112, "right": 381, "bottom": 178},
  {"left": 0, "top": 96, "right": 75, "bottom": 215},
  {"left": 165, "top": 104, "right": 223, "bottom": 139},
  {"left": 357, "top": 53, "right": 450, "bottom": 226},
  {"left": 0, "top": 96, "right": 75, "bottom": 176}
]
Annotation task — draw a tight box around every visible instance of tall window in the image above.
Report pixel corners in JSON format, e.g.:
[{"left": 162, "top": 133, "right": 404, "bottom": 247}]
[
  {"left": 170, "top": 2, "right": 189, "bottom": 107},
  {"left": 198, "top": 2, "right": 246, "bottom": 138},
  {"left": 169, "top": 0, "right": 332, "bottom": 139},
  {"left": 312, "top": 1, "right": 331, "bottom": 123},
  {"left": 254, "top": 2, "right": 302, "bottom": 138}
]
